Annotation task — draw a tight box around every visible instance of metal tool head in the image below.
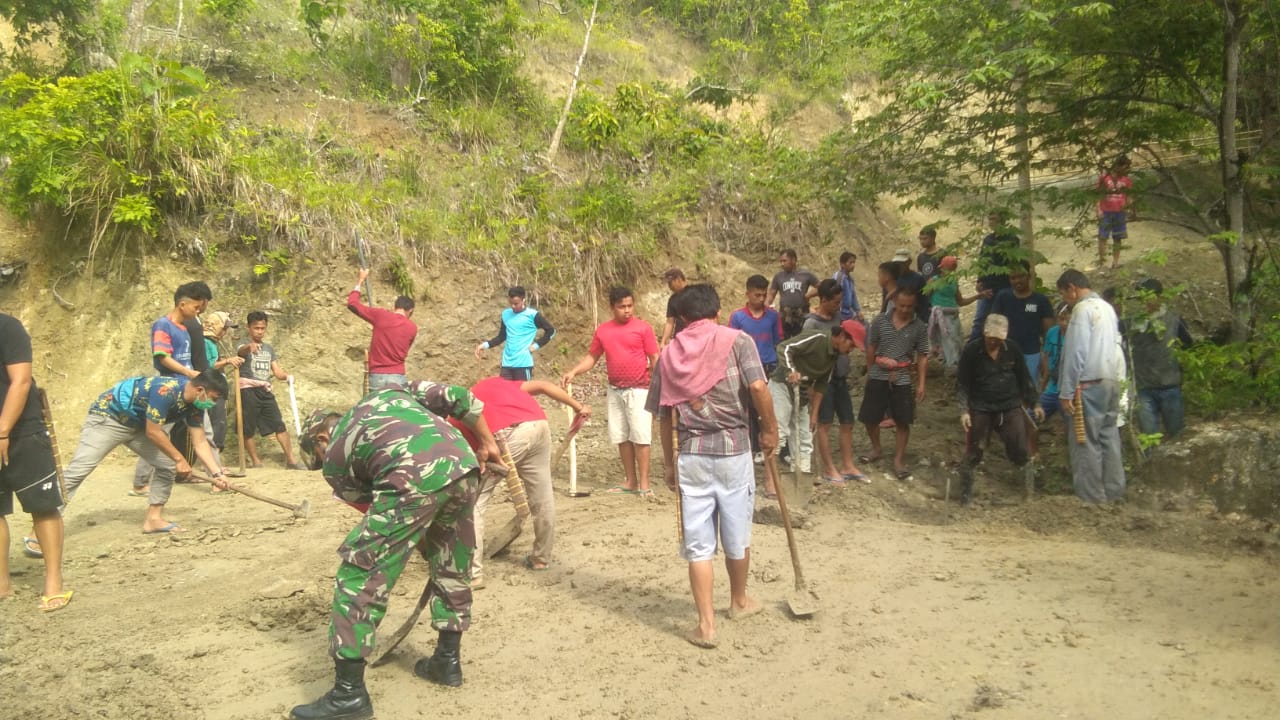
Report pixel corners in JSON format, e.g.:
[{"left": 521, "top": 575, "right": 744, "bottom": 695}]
[{"left": 295, "top": 498, "right": 311, "bottom": 519}]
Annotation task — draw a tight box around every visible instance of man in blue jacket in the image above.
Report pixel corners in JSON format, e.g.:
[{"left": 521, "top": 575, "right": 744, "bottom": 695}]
[{"left": 474, "top": 286, "right": 556, "bottom": 381}]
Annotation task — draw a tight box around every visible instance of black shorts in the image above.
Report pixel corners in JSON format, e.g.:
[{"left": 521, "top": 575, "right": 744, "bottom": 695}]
[
  {"left": 858, "top": 379, "right": 915, "bottom": 427},
  {"left": 499, "top": 366, "right": 533, "bottom": 381},
  {"left": 241, "top": 387, "right": 286, "bottom": 437},
  {"left": 0, "top": 431, "right": 63, "bottom": 516},
  {"left": 818, "top": 376, "right": 855, "bottom": 425}
]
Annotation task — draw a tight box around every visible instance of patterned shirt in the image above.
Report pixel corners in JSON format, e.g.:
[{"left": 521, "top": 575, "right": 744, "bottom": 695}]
[
  {"left": 645, "top": 334, "right": 765, "bottom": 456},
  {"left": 322, "top": 381, "right": 485, "bottom": 506},
  {"left": 150, "top": 316, "right": 192, "bottom": 375},
  {"left": 89, "top": 376, "right": 202, "bottom": 429},
  {"left": 867, "top": 313, "right": 929, "bottom": 386}
]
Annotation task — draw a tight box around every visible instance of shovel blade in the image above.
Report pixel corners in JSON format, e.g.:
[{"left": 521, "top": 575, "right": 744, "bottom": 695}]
[
  {"left": 786, "top": 589, "right": 820, "bottom": 618},
  {"left": 484, "top": 517, "right": 523, "bottom": 559},
  {"left": 295, "top": 498, "right": 311, "bottom": 519}
]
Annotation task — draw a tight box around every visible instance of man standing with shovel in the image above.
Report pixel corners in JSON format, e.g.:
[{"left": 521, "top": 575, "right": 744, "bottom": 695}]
[
  {"left": 647, "top": 284, "right": 778, "bottom": 649},
  {"left": 292, "top": 381, "right": 500, "bottom": 720}
]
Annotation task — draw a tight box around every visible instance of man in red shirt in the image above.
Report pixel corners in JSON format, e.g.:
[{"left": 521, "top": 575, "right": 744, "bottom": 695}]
[
  {"left": 1097, "top": 155, "right": 1134, "bottom": 270},
  {"left": 348, "top": 269, "right": 418, "bottom": 390},
  {"left": 562, "top": 287, "right": 660, "bottom": 496},
  {"left": 461, "top": 377, "right": 590, "bottom": 580}
]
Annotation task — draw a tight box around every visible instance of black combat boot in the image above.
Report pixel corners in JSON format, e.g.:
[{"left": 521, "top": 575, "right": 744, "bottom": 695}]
[
  {"left": 290, "top": 659, "right": 373, "bottom": 720},
  {"left": 958, "top": 465, "right": 975, "bottom": 506},
  {"left": 414, "top": 630, "right": 463, "bottom": 687}
]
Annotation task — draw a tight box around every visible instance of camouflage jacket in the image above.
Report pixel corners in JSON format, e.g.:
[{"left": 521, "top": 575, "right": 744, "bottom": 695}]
[
  {"left": 300, "top": 407, "right": 343, "bottom": 470},
  {"left": 322, "top": 381, "right": 485, "bottom": 505}
]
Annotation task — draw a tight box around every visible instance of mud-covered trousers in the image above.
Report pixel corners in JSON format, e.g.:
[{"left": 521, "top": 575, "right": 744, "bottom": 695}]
[{"left": 328, "top": 467, "right": 480, "bottom": 660}]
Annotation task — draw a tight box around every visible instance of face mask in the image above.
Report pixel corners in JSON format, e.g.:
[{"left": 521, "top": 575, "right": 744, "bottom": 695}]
[{"left": 194, "top": 395, "right": 216, "bottom": 411}]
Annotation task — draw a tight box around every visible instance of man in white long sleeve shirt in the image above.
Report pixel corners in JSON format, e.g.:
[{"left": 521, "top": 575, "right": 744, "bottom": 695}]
[{"left": 1056, "top": 270, "right": 1126, "bottom": 503}]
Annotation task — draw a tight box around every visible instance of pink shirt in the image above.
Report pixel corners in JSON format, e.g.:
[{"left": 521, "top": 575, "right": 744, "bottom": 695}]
[
  {"left": 1097, "top": 173, "right": 1132, "bottom": 213},
  {"left": 347, "top": 291, "right": 418, "bottom": 374},
  {"left": 589, "top": 317, "right": 658, "bottom": 388}
]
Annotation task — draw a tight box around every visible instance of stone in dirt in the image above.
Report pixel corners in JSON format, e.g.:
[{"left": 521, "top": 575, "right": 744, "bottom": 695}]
[{"left": 258, "top": 578, "right": 306, "bottom": 599}]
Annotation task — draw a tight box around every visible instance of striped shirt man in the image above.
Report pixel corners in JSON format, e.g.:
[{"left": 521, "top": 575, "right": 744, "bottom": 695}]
[{"left": 867, "top": 312, "right": 929, "bottom": 385}]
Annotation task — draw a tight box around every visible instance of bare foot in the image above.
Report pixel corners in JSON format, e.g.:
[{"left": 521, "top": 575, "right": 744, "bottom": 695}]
[
  {"left": 142, "top": 521, "right": 184, "bottom": 535},
  {"left": 684, "top": 626, "right": 717, "bottom": 649},
  {"left": 727, "top": 596, "right": 764, "bottom": 620}
]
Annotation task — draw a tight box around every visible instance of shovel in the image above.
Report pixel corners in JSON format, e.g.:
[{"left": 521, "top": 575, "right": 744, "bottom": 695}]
[
  {"left": 190, "top": 473, "right": 311, "bottom": 519},
  {"left": 287, "top": 376, "right": 302, "bottom": 438},
  {"left": 559, "top": 384, "right": 590, "bottom": 497},
  {"left": 484, "top": 440, "right": 531, "bottom": 559},
  {"left": 766, "top": 455, "right": 819, "bottom": 618}
]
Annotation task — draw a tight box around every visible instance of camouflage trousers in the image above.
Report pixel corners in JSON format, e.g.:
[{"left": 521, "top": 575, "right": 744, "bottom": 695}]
[{"left": 328, "top": 468, "right": 480, "bottom": 661}]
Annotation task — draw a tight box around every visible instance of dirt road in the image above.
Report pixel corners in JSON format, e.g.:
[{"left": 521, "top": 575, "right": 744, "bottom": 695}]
[{"left": 2, "top": 422, "right": 1277, "bottom": 720}]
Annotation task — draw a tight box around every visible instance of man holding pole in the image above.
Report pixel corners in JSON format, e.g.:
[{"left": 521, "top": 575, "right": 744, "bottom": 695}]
[
  {"left": 647, "top": 284, "right": 778, "bottom": 649},
  {"left": 291, "top": 381, "right": 499, "bottom": 719},
  {"left": 0, "top": 313, "right": 71, "bottom": 611},
  {"left": 347, "top": 268, "right": 418, "bottom": 391}
]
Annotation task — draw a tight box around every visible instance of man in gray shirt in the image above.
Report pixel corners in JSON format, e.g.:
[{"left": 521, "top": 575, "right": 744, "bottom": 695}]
[
  {"left": 767, "top": 248, "right": 820, "bottom": 339},
  {"left": 1056, "top": 269, "right": 1126, "bottom": 503}
]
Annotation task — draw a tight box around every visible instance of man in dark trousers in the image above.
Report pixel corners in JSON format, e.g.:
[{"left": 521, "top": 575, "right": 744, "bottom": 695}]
[
  {"left": 767, "top": 248, "right": 820, "bottom": 339},
  {"left": 348, "top": 268, "right": 418, "bottom": 390},
  {"left": 956, "top": 314, "right": 1044, "bottom": 505},
  {"left": 474, "top": 286, "right": 556, "bottom": 381}
]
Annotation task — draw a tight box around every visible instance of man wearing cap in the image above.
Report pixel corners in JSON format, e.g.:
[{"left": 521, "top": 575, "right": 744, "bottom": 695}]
[
  {"left": 1056, "top": 269, "right": 1127, "bottom": 503},
  {"left": 202, "top": 311, "right": 244, "bottom": 458},
  {"left": 956, "top": 314, "right": 1043, "bottom": 505},
  {"left": 771, "top": 319, "right": 862, "bottom": 478},
  {"left": 1125, "top": 278, "right": 1193, "bottom": 441},
  {"left": 349, "top": 268, "right": 418, "bottom": 390},
  {"left": 767, "top": 249, "right": 820, "bottom": 339},
  {"left": 660, "top": 267, "right": 689, "bottom": 347}
]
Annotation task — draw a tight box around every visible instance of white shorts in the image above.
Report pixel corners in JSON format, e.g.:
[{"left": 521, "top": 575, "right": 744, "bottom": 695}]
[
  {"left": 607, "top": 386, "right": 652, "bottom": 445},
  {"left": 678, "top": 452, "right": 754, "bottom": 562}
]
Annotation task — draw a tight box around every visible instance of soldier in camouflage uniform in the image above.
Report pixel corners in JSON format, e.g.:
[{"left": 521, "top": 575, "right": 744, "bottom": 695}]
[
  {"left": 291, "top": 381, "right": 500, "bottom": 720},
  {"left": 298, "top": 408, "right": 343, "bottom": 471}
]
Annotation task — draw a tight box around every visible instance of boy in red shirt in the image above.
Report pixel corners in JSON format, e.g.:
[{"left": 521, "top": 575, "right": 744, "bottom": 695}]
[
  {"left": 348, "top": 268, "right": 418, "bottom": 390},
  {"left": 562, "top": 287, "right": 660, "bottom": 495},
  {"left": 1097, "top": 155, "right": 1134, "bottom": 270}
]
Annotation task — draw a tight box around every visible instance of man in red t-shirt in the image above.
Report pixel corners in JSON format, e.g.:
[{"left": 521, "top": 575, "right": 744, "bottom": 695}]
[
  {"left": 1096, "top": 155, "right": 1134, "bottom": 270},
  {"left": 348, "top": 268, "right": 418, "bottom": 390},
  {"left": 562, "top": 287, "right": 660, "bottom": 495},
  {"left": 458, "top": 377, "right": 589, "bottom": 580}
]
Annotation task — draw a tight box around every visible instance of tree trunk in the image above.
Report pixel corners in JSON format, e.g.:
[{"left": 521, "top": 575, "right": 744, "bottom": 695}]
[
  {"left": 545, "top": 0, "right": 599, "bottom": 166},
  {"left": 126, "top": 0, "right": 149, "bottom": 52},
  {"left": 1014, "top": 72, "right": 1035, "bottom": 253},
  {"left": 1219, "top": 0, "right": 1250, "bottom": 342}
]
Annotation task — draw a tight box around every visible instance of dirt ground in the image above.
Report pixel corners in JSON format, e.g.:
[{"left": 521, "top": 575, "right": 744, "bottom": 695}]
[{"left": 1, "top": 405, "right": 1278, "bottom": 720}]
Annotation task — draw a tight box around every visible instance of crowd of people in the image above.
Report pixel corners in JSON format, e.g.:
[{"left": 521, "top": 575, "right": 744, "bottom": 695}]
[{"left": 1, "top": 171, "right": 1195, "bottom": 718}]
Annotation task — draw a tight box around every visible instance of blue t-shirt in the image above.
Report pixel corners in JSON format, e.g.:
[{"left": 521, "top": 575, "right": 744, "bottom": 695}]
[
  {"left": 1043, "top": 325, "right": 1063, "bottom": 395},
  {"left": 89, "top": 376, "right": 202, "bottom": 429},
  {"left": 729, "top": 307, "right": 782, "bottom": 365},
  {"left": 992, "top": 289, "right": 1054, "bottom": 354},
  {"left": 150, "top": 316, "right": 192, "bottom": 375},
  {"left": 501, "top": 307, "right": 541, "bottom": 369}
]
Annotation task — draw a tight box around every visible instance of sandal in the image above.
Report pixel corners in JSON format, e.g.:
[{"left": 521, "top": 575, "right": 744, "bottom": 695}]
[
  {"left": 22, "top": 537, "right": 43, "bottom": 559},
  {"left": 523, "top": 555, "right": 549, "bottom": 572},
  {"left": 858, "top": 454, "right": 882, "bottom": 464},
  {"left": 39, "top": 590, "right": 74, "bottom": 613},
  {"left": 637, "top": 489, "right": 654, "bottom": 498},
  {"left": 603, "top": 486, "right": 638, "bottom": 495},
  {"left": 895, "top": 467, "right": 913, "bottom": 480},
  {"left": 842, "top": 472, "right": 870, "bottom": 484}
]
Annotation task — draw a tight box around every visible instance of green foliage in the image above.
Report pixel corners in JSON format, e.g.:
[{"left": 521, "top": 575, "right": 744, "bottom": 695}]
[
  {"left": 300, "top": 0, "right": 347, "bottom": 48},
  {"left": 0, "top": 55, "right": 234, "bottom": 267},
  {"left": 0, "top": 0, "right": 90, "bottom": 41},
  {"left": 200, "top": 0, "right": 257, "bottom": 23},
  {"left": 387, "top": 250, "right": 416, "bottom": 297}
]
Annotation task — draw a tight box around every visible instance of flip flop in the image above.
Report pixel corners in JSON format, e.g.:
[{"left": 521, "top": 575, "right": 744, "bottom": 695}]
[
  {"left": 821, "top": 474, "right": 848, "bottom": 488},
  {"left": 762, "top": 490, "right": 778, "bottom": 500},
  {"left": 603, "top": 486, "right": 638, "bottom": 495},
  {"left": 39, "top": 590, "right": 74, "bottom": 613},
  {"left": 895, "top": 468, "right": 913, "bottom": 480},
  {"left": 523, "top": 555, "right": 549, "bottom": 572},
  {"left": 858, "top": 454, "right": 882, "bottom": 464},
  {"left": 842, "top": 472, "right": 870, "bottom": 484},
  {"left": 22, "top": 537, "right": 43, "bottom": 559},
  {"left": 142, "top": 522, "right": 183, "bottom": 535},
  {"left": 637, "top": 489, "right": 654, "bottom": 498}
]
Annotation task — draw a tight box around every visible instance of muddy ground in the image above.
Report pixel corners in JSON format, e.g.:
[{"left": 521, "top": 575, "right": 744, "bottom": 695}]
[{"left": 1, "top": 399, "right": 1278, "bottom": 720}]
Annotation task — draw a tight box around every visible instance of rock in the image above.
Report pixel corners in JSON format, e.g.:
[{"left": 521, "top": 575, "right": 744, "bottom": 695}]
[
  {"left": 753, "top": 504, "right": 808, "bottom": 528},
  {"left": 259, "top": 578, "right": 306, "bottom": 599}
]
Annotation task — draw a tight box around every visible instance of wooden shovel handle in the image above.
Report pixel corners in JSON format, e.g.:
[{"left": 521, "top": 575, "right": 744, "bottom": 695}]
[{"left": 766, "top": 455, "right": 806, "bottom": 589}]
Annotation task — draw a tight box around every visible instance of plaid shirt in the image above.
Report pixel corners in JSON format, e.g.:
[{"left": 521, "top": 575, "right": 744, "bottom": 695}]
[{"left": 646, "top": 334, "right": 765, "bottom": 456}]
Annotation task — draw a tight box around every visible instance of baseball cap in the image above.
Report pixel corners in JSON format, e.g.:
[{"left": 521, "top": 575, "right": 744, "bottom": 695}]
[
  {"left": 891, "top": 248, "right": 911, "bottom": 263},
  {"left": 840, "top": 319, "right": 866, "bottom": 352},
  {"left": 940, "top": 256, "right": 958, "bottom": 271},
  {"left": 204, "top": 311, "right": 237, "bottom": 338},
  {"left": 983, "top": 313, "right": 1009, "bottom": 340}
]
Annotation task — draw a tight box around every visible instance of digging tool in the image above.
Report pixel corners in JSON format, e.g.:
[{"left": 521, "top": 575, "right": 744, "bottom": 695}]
[
  {"left": 38, "top": 389, "right": 66, "bottom": 497},
  {"left": 484, "top": 440, "right": 531, "bottom": 559},
  {"left": 288, "top": 376, "right": 302, "bottom": 438},
  {"left": 560, "top": 383, "right": 589, "bottom": 497},
  {"left": 370, "top": 461, "right": 508, "bottom": 667},
  {"left": 673, "top": 409, "right": 683, "bottom": 546},
  {"left": 356, "top": 234, "right": 373, "bottom": 397},
  {"left": 231, "top": 365, "right": 247, "bottom": 475},
  {"left": 190, "top": 473, "right": 311, "bottom": 519},
  {"left": 766, "top": 455, "right": 819, "bottom": 618}
]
